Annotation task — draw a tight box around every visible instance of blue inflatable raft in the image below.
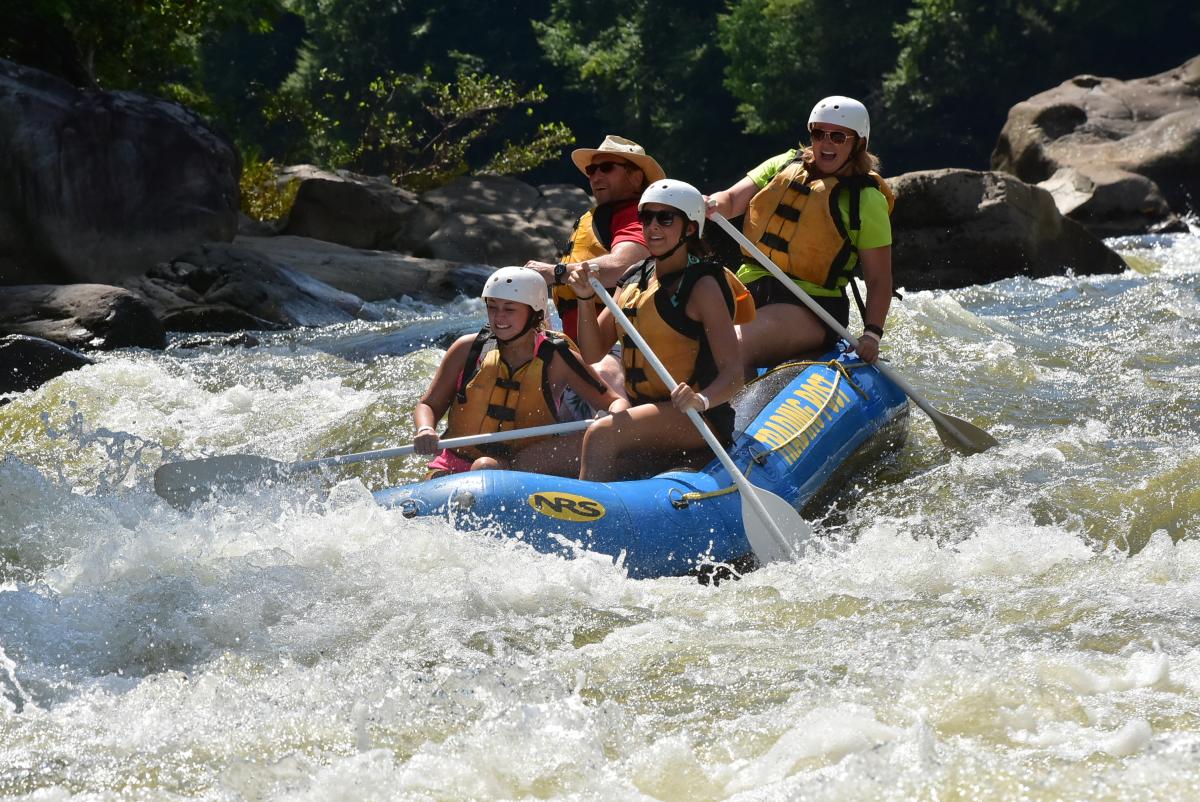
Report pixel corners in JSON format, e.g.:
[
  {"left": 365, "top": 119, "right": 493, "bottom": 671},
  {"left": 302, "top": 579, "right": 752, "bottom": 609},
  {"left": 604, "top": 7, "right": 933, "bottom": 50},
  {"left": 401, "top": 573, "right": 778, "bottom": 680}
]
[{"left": 374, "top": 352, "right": 909, "bottom": 578}]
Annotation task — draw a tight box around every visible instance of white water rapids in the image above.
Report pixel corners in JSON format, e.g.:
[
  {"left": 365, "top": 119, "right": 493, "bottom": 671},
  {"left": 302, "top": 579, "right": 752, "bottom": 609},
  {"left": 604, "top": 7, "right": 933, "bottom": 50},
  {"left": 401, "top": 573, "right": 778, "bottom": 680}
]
[{"left": 1, "top": 231, "right": 1198, "bottom": 800}]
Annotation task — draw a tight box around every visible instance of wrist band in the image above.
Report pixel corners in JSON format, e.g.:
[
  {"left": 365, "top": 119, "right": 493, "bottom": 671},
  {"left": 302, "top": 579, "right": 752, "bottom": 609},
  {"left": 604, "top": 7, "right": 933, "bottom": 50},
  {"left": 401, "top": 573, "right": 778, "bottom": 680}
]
[
  {"left": 860, "top": 331, "right": 881, "bottom": 344},
  {"left": 696, "top": 393, "right": 710, "bottom": 412},
  {"left": 417, "top": 425, "right": 437, "bottom": 434},
  {"left": 575, "top": 292, "right": 595, "bottom": 300},
  {"left": 864, "top": 323, "right": 884, "bottom": 338}
]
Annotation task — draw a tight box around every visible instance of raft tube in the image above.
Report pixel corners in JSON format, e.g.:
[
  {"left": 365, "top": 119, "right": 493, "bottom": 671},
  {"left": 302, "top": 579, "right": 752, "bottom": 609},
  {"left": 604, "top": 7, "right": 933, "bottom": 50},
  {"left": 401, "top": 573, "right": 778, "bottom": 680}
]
[{"left": 374, "top": 352, "right": 909, "bottom": 578}]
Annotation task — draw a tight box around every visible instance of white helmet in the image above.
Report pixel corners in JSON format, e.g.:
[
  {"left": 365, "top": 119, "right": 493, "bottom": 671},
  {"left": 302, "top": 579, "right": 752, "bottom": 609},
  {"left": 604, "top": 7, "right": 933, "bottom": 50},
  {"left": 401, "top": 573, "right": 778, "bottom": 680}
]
[
  {"left": 639, "top": 178, "right": 706, "bottom": 237},
  {"left": 808, "top": 95, "right": 870, "bottom": 146},
  {"left": 481, "top": 266, "right": 547, "bottom": 314}
]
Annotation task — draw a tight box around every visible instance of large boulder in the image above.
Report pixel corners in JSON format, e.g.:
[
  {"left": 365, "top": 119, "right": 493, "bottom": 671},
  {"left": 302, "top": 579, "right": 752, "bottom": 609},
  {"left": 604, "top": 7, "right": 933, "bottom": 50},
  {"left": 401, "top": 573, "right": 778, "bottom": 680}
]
[
  {"left": 419, "top": 176, "right": 590, "bottom": 265},
  {"left": 123, "top": 242, "right": 383, "bottom": 332},
  {"left": 0, "top": 284, "right": 165, "bottom": 349},
  {"left": 0, "top": 59, "right": 239, "bottom": 286},
  {"left": 280, "top": 165, "right": 441, "bottom": 252},
  {"left": 231, "top": 235, "right": 492, "bottom": 302},
  {"left": 992, "top": 56, "right": 1200, "bottom": 235},
  {"left": 280, "top": 169, "right": 590, "bottom": 266},
  {"left": 0, "top": 334, "right": 94, "bottom": 397},
  {"left": 890, "top": 169, "right": 1127, "bottom": 290}
]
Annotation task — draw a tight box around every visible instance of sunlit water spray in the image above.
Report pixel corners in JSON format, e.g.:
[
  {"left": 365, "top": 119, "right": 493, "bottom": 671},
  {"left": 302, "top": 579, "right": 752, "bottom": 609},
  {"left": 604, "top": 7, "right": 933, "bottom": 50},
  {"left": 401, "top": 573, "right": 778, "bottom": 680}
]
[{"left": 1, "top": 233, "right": 1198, "bottom": 799}]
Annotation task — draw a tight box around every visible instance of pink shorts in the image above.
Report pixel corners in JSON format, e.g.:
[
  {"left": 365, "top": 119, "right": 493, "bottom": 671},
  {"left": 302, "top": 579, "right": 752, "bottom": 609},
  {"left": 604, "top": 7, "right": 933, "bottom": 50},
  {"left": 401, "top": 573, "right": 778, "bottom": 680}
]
[{"left": 426, "top": 448, "right": 473, "bottom": 477}]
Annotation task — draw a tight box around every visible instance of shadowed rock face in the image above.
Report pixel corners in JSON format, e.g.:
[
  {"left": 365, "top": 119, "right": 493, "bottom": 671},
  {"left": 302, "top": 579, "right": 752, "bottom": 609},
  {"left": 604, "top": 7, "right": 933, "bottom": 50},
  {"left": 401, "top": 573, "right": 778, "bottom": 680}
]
[
  {"left": 0, "top": 334, "right": 94, "bottom": 397},
  {"left": 0, "top": 284, "right": 165, "bottom": 350},
  {"left": 890, "top": 169, "right": 1127, "bottom": 290},
  {"left": 122, "top": 242, "right": 384, "bottom": 332},
  {"left": 992, "top": 56, "right": 1200, "bottom": 235},
  {"left": 0, "top": 59, "right": 239, "bottom": 286},
  {"left": 281, "top": 171, "right": 590, "bottom": 265}
]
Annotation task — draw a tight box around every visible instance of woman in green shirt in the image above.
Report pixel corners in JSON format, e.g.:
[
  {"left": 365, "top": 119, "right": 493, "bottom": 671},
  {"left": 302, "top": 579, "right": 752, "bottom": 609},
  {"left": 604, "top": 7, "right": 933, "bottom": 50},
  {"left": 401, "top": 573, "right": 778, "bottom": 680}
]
[{"left": 707, "top": 95, "right": 894, "bottom": 370}]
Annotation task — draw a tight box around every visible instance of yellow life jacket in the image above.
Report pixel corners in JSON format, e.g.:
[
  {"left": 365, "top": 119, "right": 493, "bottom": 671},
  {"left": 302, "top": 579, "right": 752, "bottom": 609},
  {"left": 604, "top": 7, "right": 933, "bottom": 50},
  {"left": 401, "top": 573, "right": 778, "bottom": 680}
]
[
  {"left": 442, "top": 328, "right": 600, "bottom": 459},
  {"left": 616, "top": 259, "right": 751, "bottom": 403},
  {"left": 551, "top": 202, "right": 627, "bottom": 311},
  {"left": 743, "top": 161, "right": 895, "bottom": 289}
]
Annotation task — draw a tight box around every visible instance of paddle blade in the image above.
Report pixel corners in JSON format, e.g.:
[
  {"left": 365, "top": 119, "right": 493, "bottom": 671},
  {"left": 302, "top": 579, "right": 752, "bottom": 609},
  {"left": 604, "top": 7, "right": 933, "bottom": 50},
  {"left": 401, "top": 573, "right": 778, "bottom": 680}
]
[
  {"left": 740, "top": 484, "right": 813, "bottom": 564},
  {"left": 154, "top": 454, "right": 288, "bottom": 509},
  {"left": 933, "top": 412, "right": 999, "bottom": 455}
]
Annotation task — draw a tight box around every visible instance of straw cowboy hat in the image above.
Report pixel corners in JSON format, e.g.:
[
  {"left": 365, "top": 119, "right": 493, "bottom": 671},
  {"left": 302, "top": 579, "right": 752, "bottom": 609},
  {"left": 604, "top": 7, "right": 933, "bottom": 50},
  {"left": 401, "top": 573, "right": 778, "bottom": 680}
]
[{"left": 571, "top": 135, "right": 665, "bottom": 184}]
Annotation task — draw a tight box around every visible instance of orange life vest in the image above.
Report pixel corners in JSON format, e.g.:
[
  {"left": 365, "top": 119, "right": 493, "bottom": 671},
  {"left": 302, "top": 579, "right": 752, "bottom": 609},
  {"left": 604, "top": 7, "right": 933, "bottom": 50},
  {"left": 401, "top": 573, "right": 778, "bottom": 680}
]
[
  {"left": 616, "top": 259, "right": 752, "bottom": 403},
  {"left": 744, "top": 162, "right": 895, "bottom": 289},
  {"left": 442, "top": 329, "right": 599, "bottom": 459}
]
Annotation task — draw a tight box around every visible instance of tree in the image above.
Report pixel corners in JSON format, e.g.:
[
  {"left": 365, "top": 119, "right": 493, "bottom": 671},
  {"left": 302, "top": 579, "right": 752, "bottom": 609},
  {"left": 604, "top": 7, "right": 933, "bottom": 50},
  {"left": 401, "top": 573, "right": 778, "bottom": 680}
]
[
  {"left": 535, "top": 0, "right": 752, "bottom": 186},
  {"left": 280, "top": 0, "right": 574, "bottom": 186},
  {"left": 719, "top": 0, "right": 907, "bottom": 140},
  {"left": 338, "top": 69, "right": 574, "bottom": 190},
  {"left": 1, "top": 0, "right": 282, "bottom": 94}
]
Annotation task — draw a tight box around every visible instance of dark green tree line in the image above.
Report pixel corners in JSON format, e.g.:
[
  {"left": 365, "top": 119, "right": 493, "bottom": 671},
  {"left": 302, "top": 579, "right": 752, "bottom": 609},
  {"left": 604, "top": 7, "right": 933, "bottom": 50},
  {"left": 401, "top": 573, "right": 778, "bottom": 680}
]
[{"left": 3, "top": 0, "right": 1198, "bottom": 190}]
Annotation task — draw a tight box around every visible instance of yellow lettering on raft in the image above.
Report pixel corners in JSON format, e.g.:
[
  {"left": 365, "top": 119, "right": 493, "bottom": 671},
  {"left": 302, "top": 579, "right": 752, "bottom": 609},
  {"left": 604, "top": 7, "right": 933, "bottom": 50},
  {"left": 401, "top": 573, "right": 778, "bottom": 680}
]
[{"left": 751, "top": 370, "right": 853, "bottom": 466}]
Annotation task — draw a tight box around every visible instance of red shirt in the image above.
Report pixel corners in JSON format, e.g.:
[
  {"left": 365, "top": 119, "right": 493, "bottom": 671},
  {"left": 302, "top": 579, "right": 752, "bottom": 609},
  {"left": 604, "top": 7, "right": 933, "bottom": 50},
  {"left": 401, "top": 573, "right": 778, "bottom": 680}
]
[
  {"left": 560, "top": 199, "right": 645, "bottom": 342},
  {"left": 608, "top": 199, "right": 646, "bottom": 249}
]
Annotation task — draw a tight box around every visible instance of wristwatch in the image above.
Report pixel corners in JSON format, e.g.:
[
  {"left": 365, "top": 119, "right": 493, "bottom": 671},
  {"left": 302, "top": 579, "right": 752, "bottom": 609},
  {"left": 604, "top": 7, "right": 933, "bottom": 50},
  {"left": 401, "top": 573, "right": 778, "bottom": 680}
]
[{"left": 553, "top": 262, "right": 568, "bottom": 285}]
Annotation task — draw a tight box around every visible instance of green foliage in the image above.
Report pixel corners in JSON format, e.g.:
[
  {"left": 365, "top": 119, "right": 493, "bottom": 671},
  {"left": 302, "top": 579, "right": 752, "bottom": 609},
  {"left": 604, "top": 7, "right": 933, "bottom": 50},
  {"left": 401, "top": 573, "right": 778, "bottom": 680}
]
[
  {"left": 8, "top": 0, "right": 1200, "bottom": 194},
  {"left": 535, "top": 0, "right": 751, "bottom": 185},
  {"left": 2, "top": 0, "right": 282, "bottom": 92},
  {"left": 718, "top": 0, "right": 908, "bottom": 139},
  {"left": 239, "top": 154, "right": 299, "bottom": 222},
  {"left": 318, "top": 69, "right": 573, "bottom": 191}
]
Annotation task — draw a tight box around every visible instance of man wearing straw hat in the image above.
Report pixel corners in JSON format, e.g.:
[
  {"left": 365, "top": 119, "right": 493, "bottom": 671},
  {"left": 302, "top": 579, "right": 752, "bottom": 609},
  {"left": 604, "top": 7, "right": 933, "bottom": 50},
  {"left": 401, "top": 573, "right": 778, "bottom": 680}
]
[
  {"left": 526, "top": 134, "right": 665, "bottom": 347},
  {"left": 526, "top": 135, "right": 665, "bottom": 419}
]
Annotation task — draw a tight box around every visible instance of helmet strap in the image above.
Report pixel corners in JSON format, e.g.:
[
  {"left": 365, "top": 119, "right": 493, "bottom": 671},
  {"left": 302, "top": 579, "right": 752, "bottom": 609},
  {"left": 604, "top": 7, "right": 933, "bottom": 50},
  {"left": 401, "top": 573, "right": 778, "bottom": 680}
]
[{"left": 655, "top": 220, "right": 697, "bottom": 262}]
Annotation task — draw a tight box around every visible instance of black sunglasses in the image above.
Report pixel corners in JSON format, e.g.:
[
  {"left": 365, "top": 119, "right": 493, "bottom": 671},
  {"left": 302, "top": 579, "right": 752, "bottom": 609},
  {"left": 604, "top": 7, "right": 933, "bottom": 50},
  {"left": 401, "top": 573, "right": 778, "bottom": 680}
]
[
  {"left": 584, "top": 160, "right": 629, "bottom": 177},
  {"left": 810, "top": 128, "right": 852, "bottom": 145},
  {"left": 637, "top": 209, "right": 681, "bottom": 227}
]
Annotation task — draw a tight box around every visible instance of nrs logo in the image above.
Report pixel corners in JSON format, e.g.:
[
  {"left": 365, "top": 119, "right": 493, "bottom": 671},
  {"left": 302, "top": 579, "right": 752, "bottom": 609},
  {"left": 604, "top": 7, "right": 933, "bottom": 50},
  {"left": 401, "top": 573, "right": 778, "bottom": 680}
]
[{"left": 527, "top": 492, "right": 606, "bottom": 522}]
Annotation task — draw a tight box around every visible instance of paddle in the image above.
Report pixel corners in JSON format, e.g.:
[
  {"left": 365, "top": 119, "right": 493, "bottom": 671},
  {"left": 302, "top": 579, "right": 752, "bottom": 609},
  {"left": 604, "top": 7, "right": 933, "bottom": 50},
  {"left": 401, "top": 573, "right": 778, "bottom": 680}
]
[
  {"left": 154, "top": 418, "right": 596, "bottom": 509},
  {"left": 588, "top": 275, "right": 809, "bottom": 563},
  {"left": 710, "top": 212, "right": 998, "bottom": 455}
]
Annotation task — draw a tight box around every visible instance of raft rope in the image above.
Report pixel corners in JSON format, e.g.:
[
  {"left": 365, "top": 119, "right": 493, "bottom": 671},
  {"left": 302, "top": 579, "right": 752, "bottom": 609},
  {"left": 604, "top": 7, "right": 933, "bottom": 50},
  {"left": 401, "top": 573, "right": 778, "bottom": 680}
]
[{"left": 669, "top": 359, "right": 868, "bottom": 509}]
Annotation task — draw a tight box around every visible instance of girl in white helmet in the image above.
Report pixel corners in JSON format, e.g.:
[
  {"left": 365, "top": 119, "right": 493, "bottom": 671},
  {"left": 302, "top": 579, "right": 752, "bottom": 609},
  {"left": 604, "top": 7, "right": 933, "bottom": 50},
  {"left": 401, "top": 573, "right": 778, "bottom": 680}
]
[
  {"left": 707, "top": 95, "right": 895, "bottom": 369},
  {"left": 566, "top": 179, "right": 754, "bottom": 482},
  {"left": 413, "top": 266, "right": 626, "bottom": 477}
]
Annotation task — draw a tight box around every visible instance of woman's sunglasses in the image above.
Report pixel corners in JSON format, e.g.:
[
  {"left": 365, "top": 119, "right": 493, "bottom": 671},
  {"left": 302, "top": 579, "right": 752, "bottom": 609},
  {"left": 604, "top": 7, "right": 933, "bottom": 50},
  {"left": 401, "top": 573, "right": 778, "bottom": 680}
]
[
  {"left": 637, "top": 209, "right": 681, "bottom": 227},
  {"left": 809, "top": 128, "right": 853, "bottom": 145},
  {"left": 584, "top": 160, "right": 629, "bottom": 177}
]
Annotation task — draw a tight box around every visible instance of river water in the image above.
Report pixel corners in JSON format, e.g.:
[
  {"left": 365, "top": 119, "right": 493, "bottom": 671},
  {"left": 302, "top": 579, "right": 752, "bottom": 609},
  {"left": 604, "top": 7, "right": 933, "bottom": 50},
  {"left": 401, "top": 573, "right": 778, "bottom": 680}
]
[{"left": 2, "top": 230, "right": 1198, "bottom": 800}]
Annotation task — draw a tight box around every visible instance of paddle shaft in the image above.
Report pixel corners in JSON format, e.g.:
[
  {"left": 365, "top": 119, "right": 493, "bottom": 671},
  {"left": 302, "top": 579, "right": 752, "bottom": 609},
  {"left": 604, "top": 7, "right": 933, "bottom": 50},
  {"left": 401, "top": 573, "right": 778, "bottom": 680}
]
[
  {"left": 289, "top": 418, "right": 595, "bottom": 472},
  {"left": 588, "top": 276, "right": 798, "bottom": 559},
  {"left": 710, "top": 212, "right": 986, "bottom": 453}
]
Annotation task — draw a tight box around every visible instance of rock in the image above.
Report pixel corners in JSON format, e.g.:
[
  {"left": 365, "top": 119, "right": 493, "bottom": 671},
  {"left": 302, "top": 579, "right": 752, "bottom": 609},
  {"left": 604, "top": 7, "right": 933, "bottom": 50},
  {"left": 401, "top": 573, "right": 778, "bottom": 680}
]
[
  {"left": 123, "top": 242, "right": 381, "bottom": 331},
  {"left": 280, "top": 170, "right": 590, "bottom": 266},
  {"left": 992, "top": 56, "right": 1200, "bottom": 235},
  {"left": 419, "top": 176, "right": 590, "bottom": 265},
  {"left": 0, "top": 284, "right": 166, "bottom": 349},
  {"left": 281, "top": 167, "right": 441, "bottom": 252},
  {"left": 422, "top": 211, "right": 562, "bottom": 265},
  {"left": 890, "top": 169, "right": 1127, "bottom": 290},
  {"left": 0, "top": 334, "right": 94, "bottom": 396},
  {"left": 169, "top": 331, "right": 261, "bottom": 350},
  {"left": 0, "top": 59, "right": 239, "bottom": 286},
  {"left": 231, "top": 235, "right": 493, "bottom": 302},
  {"left": 421, "top": 174, "right": 542, "bottom": 215}
]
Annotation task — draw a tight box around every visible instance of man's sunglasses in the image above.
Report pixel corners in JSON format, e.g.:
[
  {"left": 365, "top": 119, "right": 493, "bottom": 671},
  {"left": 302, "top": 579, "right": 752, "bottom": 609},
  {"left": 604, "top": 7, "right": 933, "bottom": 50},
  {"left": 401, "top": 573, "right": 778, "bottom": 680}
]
[
  {"left": 637, "top": 209, "right": 681, "bottom": 227},
  {"left": 809, "top": 128, "right": 853, "bottom": 145},
  {"left": 584, "top": 161, "right": 630, "bottom": 177}
]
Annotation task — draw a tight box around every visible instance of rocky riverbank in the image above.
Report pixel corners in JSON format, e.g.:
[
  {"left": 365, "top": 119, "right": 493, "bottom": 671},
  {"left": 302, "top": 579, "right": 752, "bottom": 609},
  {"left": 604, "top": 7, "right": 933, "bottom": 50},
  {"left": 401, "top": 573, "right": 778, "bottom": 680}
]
[{"left": 2, "top": 54, "right": 1197, "bottom": 394}]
